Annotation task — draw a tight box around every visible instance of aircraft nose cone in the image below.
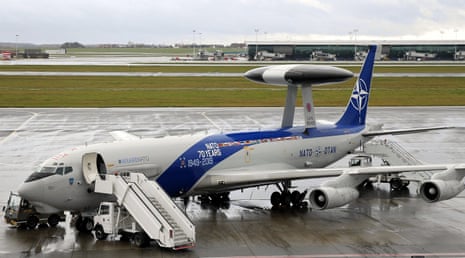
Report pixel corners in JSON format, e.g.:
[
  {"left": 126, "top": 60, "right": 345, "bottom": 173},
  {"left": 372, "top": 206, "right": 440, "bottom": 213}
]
[{"left": 17, "top": 182, "right": 38, "bottom": 201}]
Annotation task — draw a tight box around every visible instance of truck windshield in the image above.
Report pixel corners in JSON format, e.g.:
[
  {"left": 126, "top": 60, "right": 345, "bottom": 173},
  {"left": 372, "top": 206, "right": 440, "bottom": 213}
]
[{"left": 7, "top": 194, "right": 21, "bottom": 209}]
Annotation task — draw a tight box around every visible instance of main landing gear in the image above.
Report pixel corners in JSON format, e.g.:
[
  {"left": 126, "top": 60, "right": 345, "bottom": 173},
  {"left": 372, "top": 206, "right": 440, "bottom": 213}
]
[
  {"left": 270, "top": 181, "right": 308, "bottom": 209},
  {"left": 199, "top": 192, "right": 231, "bottom": 209}
]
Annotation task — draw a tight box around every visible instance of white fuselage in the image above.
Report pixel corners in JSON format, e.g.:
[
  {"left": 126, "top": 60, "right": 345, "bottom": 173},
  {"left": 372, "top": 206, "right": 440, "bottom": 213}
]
[{"left": 18, "top": 124, "right": 364, "bottom": 213}]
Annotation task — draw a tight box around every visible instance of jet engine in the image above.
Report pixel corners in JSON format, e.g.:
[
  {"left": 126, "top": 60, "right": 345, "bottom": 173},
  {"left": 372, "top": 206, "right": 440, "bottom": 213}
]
[
  {"left": 309, "top": 187, "right": 359, "bottom": 210},
  {"left": 419, "top": 179, "right": 464, "bottom": 202},
  {"left": 419, "top": 166, "right": 465, "bottom": 203}
]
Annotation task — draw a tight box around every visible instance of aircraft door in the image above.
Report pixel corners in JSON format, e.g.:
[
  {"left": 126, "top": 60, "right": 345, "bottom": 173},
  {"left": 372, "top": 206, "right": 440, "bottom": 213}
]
[{"left": 82, "top": 153, "right": 107, "bottom": 184}]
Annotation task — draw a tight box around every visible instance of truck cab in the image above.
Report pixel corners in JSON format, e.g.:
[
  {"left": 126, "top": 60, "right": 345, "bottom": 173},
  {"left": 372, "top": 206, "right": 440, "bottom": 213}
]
[
  {"left": 93, "top": 202, "right": 150, "bottom": 247},
  {"left": 3, "top": 192, "right": 64, "bottom": 229}
]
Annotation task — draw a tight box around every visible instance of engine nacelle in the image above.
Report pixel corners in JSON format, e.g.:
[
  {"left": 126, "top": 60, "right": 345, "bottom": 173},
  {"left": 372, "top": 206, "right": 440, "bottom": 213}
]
[
  {"left": 419, "top": 179, "right": 465, "bottom": 203},
  {"left": 309, "top": 187, "right": 359, "bottom": 210}
]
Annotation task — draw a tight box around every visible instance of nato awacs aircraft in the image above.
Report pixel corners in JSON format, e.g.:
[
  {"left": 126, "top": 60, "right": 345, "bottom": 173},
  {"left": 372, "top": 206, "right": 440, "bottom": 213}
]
[{"left": 18, "top": 45, "right": 465, "bottom": 232}]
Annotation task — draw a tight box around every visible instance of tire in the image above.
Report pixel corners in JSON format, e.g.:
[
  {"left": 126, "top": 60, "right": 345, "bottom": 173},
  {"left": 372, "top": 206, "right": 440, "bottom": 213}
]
[
  {"left": 83, "top": 218, "right": 94, "bottom": 232},
  {"left": 291, "top": 190, "right": 302, "bottom": 206},
  {"left": 390, "top": 178, "right": 403, "bottom": 191},
  {"left": 94, "top": 225, "right": 107, "bottom": 240},
  {"left": 133, "top": 232, "right": 149, "bottom": 248},
  {"left": 26, "top": 215, "right": 38, "bottom": 229},
  {"left": 270, "top": 192, "right": 281, "bottom": 207},
  {"left": 77, "top": 217, "right": 94, "bottom": 233},
  {"left": 281, "top": 191, "right": 291, "bottom": 207},
  {"left": 75, "top": 216, "right": 83, "bottom": 230},
  {"left": 48, "top": 214, "right": 60, "bottom": 227}
]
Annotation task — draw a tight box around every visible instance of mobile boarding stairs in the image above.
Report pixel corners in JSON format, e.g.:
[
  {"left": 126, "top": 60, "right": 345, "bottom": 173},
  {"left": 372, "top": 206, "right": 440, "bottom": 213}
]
[
  {"left": 92, "top": 171, "right": 195, "bottom": 250},
  {"left": 356, "top": 139, "right": 433, "bottom": 188}
]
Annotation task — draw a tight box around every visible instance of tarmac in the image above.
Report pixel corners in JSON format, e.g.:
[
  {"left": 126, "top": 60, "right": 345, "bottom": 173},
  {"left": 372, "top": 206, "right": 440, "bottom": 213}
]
[{"left": 1, "top": 107, "right": 465, "bottom": 257}]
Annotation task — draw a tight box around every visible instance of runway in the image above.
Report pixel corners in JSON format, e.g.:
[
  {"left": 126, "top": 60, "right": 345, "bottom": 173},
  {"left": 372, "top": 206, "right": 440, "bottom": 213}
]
[{"left": 1, "top": 107, "right": 465, "bottom": 257}]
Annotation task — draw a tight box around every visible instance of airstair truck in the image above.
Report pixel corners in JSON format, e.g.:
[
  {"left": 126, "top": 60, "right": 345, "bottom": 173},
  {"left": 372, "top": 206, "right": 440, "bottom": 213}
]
[{"left": 89, "top": 166, "right": 195, "bottom": 250}]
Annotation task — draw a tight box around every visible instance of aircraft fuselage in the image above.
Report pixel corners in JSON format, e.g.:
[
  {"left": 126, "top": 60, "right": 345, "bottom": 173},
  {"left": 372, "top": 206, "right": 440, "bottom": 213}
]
[{"left": 19, "top": 124, "right": 364, "bottom": 213}]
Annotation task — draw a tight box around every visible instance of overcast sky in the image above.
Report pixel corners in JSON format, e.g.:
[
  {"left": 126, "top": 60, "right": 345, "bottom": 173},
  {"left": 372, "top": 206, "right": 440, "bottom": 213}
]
[{"left": 2, "top": 0, "right": 464, "bottom": 45}]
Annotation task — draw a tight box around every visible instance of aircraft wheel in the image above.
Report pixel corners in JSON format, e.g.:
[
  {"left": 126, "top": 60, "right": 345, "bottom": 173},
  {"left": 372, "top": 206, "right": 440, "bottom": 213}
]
[
  {"left": 291, "top": 190, "right": 302, "bottom": 206},
  {"left": 26, "top": 215, "right": 38, "bottom": 229},
  {"left": 390, "top": 178, "right": 403, "bottom": 191},
  {"left": 94, "top": 225, "right": 107, "bottom": 240},
  {"left": 134, "top": 232, "right": 149, "bottom": 248},
  {"left": 47, "top": 214, "right": 60, "bottom": 227},
  {"left": 270, "top": 191, "right": 281, "bottom": 207},
  {"left": 281, "top": 191, "right": 291, "bottom": 207}
]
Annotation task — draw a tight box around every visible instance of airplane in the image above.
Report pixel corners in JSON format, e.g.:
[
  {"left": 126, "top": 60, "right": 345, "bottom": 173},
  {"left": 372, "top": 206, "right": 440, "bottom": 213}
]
[{"left": 17, "top": 45, "right": 465, "bottom": 233}]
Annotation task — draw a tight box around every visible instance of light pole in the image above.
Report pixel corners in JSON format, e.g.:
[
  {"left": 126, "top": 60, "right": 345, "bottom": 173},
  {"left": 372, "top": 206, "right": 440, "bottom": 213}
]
[
  {"left": 254, "top": 28, "right": 259, "bottom": 60},
  {"left": 198, "top": 32, "right": 202, "bottom": 52},
  {"left": 15, "top": 34, "right": 19, "bottom": 59},
  {"left": 454, "top": 29, "right": 458, "bottom": 60},
  {"left": 192, "top": 30, "right": 196, "bottom": 58},
  {"left": 353, "top": 29, "right": 358, "bottom": 60}
]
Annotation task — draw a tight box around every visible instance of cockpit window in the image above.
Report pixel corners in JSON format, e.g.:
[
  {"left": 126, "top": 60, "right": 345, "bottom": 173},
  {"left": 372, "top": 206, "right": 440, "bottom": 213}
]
[
  {"left": 25, "top": 164, "right": 73, "bottom": 182},
  {"left": 65, "top": 166, "right": 73, "bottom": 174},
  {"left": 55, "top": 167, "right": 64, "bottom": 175},
  {"left": 39, "top": 166, "right": 56, "bottom": 174}
]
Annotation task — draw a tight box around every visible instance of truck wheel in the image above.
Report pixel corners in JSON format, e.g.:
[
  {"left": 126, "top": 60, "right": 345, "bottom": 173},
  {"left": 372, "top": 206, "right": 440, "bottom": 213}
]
[
  {"left": 48, "top": 214, "right": 60, "bottom": 227},
  {"left": 134, "top": 232, "right": 149, "bottom": 248},
  {"left": 94, "top": 225, "right": 107, "bottom": 240},
  {"left": 27, "top": 215, "right": 38, "bottom": 229},
  {"left": 82, "top": 218, "right": 94, "bottom": 232},
  {"left": 77, "top": 217, "right": 94, "bottom": 233}
]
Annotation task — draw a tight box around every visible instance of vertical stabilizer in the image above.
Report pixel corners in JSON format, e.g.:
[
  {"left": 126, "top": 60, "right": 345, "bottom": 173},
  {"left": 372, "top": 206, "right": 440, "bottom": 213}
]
[{"left": 336, "top": 45, "right": 376, "bottom": 127}]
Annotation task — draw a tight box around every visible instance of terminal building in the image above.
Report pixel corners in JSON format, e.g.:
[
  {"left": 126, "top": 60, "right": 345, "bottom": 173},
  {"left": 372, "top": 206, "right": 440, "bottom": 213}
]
[{"left": 246, "top": 41, "right": 465, "bottom": 61}]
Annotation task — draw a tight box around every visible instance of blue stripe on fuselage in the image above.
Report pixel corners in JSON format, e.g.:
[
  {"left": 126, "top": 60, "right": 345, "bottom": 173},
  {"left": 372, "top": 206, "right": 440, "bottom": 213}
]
[{"left": 156, "top": 124, "right": 364, "bottom": 196}]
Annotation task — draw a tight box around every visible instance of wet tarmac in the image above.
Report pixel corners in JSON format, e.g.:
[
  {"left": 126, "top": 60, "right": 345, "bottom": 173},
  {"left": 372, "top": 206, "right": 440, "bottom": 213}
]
[{"left": 1, "top": 107, "right": 465, "bottom": 257}]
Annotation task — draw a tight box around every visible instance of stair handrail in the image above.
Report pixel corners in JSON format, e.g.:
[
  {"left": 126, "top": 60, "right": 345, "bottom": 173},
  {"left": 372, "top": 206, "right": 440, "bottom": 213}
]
[
  {"left": 115, "top": 175, "right": 174, "bottom": 245},
  {"left": 129, "top": 174, "right": 195, "bottom": 243}
]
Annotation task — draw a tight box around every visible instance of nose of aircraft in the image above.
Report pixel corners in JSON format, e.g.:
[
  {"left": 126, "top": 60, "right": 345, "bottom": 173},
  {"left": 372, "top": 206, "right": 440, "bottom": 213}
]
[{"left": 17, "top": 181, "right": 42, "bottom": 202}]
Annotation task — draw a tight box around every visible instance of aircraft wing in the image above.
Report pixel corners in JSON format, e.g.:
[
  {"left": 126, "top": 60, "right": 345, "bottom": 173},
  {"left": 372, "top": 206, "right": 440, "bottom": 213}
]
[
  {"left": 362, "top": 126, "right": 453, "bottom": 137},
  {"left": 196, "top": 163, "right": 461, "bottom": 192}
]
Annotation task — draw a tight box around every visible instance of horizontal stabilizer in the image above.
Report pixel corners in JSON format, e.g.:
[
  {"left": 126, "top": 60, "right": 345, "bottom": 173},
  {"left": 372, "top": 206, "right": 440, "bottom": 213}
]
[{"left": 110, "top": 131, "right": 140, "bottom": 141}]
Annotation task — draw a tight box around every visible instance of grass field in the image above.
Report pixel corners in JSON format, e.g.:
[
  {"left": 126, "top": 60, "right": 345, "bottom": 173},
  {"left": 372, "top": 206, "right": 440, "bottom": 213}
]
[{"left": 0, "top": 75, "right": 464, "bottom": 107}]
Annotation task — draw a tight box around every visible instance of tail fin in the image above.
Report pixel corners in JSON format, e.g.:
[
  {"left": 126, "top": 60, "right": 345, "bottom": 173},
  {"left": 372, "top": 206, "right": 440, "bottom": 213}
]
[{"left": 336, "top": 45, "right": 376, "bottom": 127}]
